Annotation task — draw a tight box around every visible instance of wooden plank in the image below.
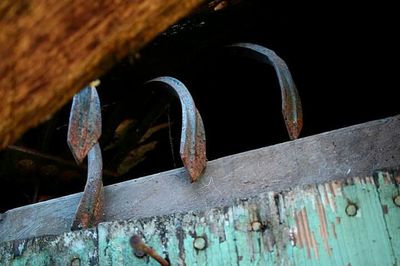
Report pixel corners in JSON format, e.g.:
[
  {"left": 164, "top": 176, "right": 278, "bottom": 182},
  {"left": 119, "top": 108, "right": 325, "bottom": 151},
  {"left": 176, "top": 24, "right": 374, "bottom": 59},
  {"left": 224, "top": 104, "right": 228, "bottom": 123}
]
[
  {"left": 374, "top": 171, "right": 400, "bottom": 259},
  {"left": 0, "top": 115, "right": 400, "bottom": 242},
  {"left": 96, "top": 173, "right": 400, "bottom": 265},
  {"left": 0, "top": 229, "right": 98, "bottom": 265},
  {"left": 0, "top": 0, "right": 206, "bottom": 149},
  {"left": 1, "top": 172, "right": 399, "bottom": 265}
]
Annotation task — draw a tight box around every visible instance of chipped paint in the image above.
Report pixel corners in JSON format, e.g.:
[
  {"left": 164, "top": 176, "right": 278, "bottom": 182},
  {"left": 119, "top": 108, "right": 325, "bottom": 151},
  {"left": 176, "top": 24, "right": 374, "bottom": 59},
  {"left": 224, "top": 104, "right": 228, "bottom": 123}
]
[
  {"left": 315, "top": 196, "right": 332, "bottom": 256},
  {"left": 1, "top": 172, "right": 399, "bottom": 265},
  {"left": 0, "top": 229, "right": 98, "bottom": 265}
]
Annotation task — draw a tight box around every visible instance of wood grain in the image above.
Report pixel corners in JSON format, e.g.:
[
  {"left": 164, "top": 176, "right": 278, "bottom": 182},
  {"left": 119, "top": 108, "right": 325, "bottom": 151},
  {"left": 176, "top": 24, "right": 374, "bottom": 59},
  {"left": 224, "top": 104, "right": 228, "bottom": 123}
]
[
  {"left": 0, "top": 0, "right": 205, "bottom": 149},
  {"left": 1, "top": 115, "right": 399, "bottom": 242},
  {"left": 1, "top": 172, "right": 399, "bottom": 265}
]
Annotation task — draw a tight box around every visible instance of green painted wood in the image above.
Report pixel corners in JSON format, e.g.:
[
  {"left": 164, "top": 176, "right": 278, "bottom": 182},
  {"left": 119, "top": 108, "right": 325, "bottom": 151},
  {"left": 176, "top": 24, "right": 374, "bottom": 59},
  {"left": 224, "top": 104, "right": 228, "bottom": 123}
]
[
  {"left": 96, "top": 171, "right": 400, "bottom": 266},
  {"left": 284, "top": 175, "right": 398, "bottom": 265},
  {"left": 0, "top": 229, "right": 98, "bottom": 265},
  {"left": 1, "top": 171, "right": 399, "bottom": 265},
  {"left": 374, "top": 171, "right": 400, "bottom": 261}
]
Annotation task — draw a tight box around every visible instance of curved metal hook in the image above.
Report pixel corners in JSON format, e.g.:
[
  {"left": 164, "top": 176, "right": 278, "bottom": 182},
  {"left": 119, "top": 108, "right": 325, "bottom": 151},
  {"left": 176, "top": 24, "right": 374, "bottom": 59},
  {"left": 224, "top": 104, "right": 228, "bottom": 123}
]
[
  {"left": 228, "top": 43, "right": 303, "bottom": 140},
  {"left": 146, "top": 76, "right": 207, "bottom": 182},
  {"left": 68, "top": 84, "right": 104, "bottom": 230}
]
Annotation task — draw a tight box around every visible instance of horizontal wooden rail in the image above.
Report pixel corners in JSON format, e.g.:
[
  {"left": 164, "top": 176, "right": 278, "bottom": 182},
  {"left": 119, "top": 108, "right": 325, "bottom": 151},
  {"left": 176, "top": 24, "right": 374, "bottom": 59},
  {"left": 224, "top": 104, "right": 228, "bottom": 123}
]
[
  {"left": 1, "top": 115, "right": 399, "bottom": 243},
  {"left": 1, "top": 173, "right": 399, "bottom": 264}
]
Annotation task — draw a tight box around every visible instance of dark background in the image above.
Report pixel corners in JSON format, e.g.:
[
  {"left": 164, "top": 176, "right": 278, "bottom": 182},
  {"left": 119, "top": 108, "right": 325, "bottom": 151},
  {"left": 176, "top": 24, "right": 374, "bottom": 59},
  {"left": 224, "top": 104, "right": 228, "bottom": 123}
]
[{"left": 1, "top": 0, "right": 398, "bottom": 212}]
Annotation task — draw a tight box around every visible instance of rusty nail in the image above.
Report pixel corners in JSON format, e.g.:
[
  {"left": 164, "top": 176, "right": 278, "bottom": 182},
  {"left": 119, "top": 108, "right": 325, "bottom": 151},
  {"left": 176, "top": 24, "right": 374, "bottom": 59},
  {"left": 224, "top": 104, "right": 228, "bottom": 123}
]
[
  {"left": 130, "top": 235, "right": 170, "bottom": 266},
  {"left": 193, "top": 236, "right": 207, "bottom": 250},
  {"left": 228, "top": 43, "right": 303, "bottom": 140},
  {"left": 251, "top": 221, "right": 262, "bottom": 231},
  {"left": 394, "top": 195, "right": 400, "bottom": 207},
  {"left": 68, "top": 83, "right": 104, "bottom": 231},
  {"left": 145, "top": 76, "right": 207, "bottom": 182},
  {"left": 70, "top": 258, "right": 81, "bottom": 266},
  {"left": 345, "top": 203, "right": 357, "bottom": 216}
]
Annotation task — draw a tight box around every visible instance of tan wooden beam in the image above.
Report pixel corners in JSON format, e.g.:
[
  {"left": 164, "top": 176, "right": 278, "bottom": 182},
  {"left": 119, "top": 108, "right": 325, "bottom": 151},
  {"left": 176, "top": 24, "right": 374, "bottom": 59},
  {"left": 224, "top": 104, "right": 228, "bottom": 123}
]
[
  {"left": 0, "top": 0, "right": 206, "bottom": 149},
  {"left": 1, "top": 115, "right": 399, "bottom": 242}
]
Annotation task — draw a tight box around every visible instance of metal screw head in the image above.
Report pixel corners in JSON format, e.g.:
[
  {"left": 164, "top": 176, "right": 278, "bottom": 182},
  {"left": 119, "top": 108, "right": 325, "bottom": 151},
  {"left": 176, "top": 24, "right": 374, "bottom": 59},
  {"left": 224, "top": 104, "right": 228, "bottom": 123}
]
[
  {"left": 193, "top": 237, "right": 207, "bottom": 250},
  {"left": 251, "top": 221, "right": 262, "bottom": 231},
  {"left": 345, "top": 203, "right": 357, "bottom": 216},
  {"left": 71, "top": 258, "right": 81, "bottom": 266},
  {"left": 394, "top": 195, "right": 400, "bottom": 207}
]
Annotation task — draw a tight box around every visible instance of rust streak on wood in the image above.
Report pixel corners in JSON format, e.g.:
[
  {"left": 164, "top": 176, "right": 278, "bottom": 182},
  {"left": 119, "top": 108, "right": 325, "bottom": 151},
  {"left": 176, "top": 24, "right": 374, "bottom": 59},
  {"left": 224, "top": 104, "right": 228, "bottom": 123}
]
[
  {"left": 295, "top": 208, "right": 319, "bottom": 259},
  {"left": 315, "top": 196, "right": 332, "bottom": 256},
  {"left": 0, "top": 0, "right": 206, "bottom": 149}
]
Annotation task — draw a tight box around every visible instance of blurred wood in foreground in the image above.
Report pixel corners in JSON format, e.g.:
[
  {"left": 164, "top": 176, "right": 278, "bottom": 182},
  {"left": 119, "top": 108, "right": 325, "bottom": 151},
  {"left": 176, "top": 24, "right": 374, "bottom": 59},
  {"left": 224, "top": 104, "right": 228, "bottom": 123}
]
[{"left": 0, "top": 0, "right": 206, "bottom": 149}]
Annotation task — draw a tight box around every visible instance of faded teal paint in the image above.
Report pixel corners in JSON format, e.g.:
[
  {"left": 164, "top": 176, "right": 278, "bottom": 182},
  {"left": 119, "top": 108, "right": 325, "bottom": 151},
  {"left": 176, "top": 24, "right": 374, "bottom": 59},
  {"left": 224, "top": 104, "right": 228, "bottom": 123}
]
[
  {"left": 1, "top": 172, "right": 400, "bottom": 265},
  {"left": 0, "top": 229, "right": 98, "bottom": 265},
  {"left": 375, "top": 171, "right": 400, "bottom": 262},
  {"left": 285, "top": 176, "right": 398, "bottom": 266}
]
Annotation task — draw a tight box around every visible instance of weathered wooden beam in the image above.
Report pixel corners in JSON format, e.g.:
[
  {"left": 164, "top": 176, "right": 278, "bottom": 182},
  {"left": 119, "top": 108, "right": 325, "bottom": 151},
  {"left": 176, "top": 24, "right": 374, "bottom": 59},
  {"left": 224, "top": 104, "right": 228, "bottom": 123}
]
[
  {"left": 1, "top": 172, "right": 399, "bottom": 265},
  {"left": 0, "top": 0, "right": 206, "bottom": 149},
  {"left": 1, "top": 115, "right": 399, "bottom": 243}
]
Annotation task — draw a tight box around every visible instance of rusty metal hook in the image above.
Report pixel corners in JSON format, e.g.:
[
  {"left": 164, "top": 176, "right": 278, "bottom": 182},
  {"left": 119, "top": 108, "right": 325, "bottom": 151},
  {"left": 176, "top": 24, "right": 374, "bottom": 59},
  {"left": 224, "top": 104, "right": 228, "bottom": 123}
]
[
  {"left": 145, "top": 76, "right": 207, "bottom": 182},
  {"left": 228, "top": 43, "right": 303, "bottom": 140},
  {"left": 67, "top": 83, "right": 104, "bottom": 230}
]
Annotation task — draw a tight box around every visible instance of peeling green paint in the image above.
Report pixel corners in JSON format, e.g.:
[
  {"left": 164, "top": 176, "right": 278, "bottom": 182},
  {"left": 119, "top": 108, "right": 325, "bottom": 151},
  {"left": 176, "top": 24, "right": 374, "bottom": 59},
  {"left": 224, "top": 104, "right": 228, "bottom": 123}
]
[
  {"left": 1, "top": 172, "right": 399, "bottom": 265},
  {"left": 0, "top": 229, "right": 98, "bottom": 265}
]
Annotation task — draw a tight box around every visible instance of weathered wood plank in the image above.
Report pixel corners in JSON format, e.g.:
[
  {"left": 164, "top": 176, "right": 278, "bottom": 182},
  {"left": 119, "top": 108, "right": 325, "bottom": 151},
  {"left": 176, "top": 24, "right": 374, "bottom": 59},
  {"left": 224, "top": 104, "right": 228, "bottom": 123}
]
[
  {"left": 2, "top": 172, "right": 399, "bottom": 265},
  {"left": 0, "top": 229, "right": 98, "bottom": 265},
  {"left": 0, "top": 0, "right": 206, "bottom": 149},
  {"left": 96, "top": 173, "right": 400, "bottom": 265},
  {"left": 0, "top": 115, "right": 399, "bottom": 242}
]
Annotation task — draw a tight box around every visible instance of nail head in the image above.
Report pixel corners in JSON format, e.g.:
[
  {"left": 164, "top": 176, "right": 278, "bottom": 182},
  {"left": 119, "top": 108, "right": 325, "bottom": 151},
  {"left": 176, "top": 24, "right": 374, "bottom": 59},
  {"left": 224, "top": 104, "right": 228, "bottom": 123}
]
[
  {"left": 193, "top": 237, "right": 207, "bottom": 250},
  {"left": 394, "top": 195, "right": 400, "bottom": 207},
  {"left": 251, "top": 221, "right": 262, "bottom": 231},
  {"left": 71, "top": 258, "right": 81, "bottom": 266},
  {"left": 346, "top": 203, "right": 357, "bottom": 216}
]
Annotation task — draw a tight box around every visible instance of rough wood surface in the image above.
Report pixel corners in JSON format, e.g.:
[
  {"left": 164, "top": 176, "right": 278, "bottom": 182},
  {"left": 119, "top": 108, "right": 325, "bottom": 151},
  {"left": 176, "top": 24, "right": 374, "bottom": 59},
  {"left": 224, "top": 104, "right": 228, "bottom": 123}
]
[
  {"left": 1, "top": 115, "right": 399, "bottom": 243},
  {"left": 0, "top": 0, "right": 206, "bottom": 149},
  {"left": 1, "top": 172, "right": 399, "bottom": 265}
]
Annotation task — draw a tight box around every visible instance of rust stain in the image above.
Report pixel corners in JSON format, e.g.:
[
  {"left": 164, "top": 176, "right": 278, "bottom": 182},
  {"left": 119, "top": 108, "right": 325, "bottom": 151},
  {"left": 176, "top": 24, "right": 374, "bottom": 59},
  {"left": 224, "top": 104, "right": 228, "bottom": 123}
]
[
  {"left": 324, "top": 183, "right": 337, "bottom": 212},
  {"left": 310, "top": 231, "right": 319, "bottom": 260},
  {"left": 315, "top": 196, "right": 332, "bottom": 256},
  {"left": 295, "top": 208, "right": 319, "bottom": 259},
  {"left": 295, "top": 210, "right": 304, "bottom": 250},
  {"left": 130, "top": 235, "right": 170, "bottom": 266}
]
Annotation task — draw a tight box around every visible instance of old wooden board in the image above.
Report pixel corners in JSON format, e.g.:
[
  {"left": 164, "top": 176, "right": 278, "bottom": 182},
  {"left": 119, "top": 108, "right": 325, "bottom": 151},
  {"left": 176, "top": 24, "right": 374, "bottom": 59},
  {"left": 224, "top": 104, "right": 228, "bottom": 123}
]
[
  {"left": 0, "top": 115, "right": 400, "bottom": 243},
  {"left": 0, "top": 229, "right": 98, "bottom": 265},
  {"left": 0, "top": 0, "right": 207, "bottom": 149},
  {"left": 1, "top": 172, "right": 399, "bottom": 265}
]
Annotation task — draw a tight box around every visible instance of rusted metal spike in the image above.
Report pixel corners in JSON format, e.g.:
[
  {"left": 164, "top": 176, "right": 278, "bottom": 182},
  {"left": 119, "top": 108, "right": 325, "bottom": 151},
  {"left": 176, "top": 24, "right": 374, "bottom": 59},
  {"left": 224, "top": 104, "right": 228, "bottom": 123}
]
[
  {"left": 68, "top": 82, "right": 104, "bottom": 230},
  {"left": 130, "top": 235, "right": 170, "bottom": 266},
  {"left": 229, "top": 43, "right": 303, "bottom": 140},
  {"left": 67, "top": 85, "right": 102, "bottom": 164},
  {"left": 71, "top": 143, "right": 104, "bottom": 230},
  {"left": 146, "top": 76, "right": 207, "bottom": 182}
]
